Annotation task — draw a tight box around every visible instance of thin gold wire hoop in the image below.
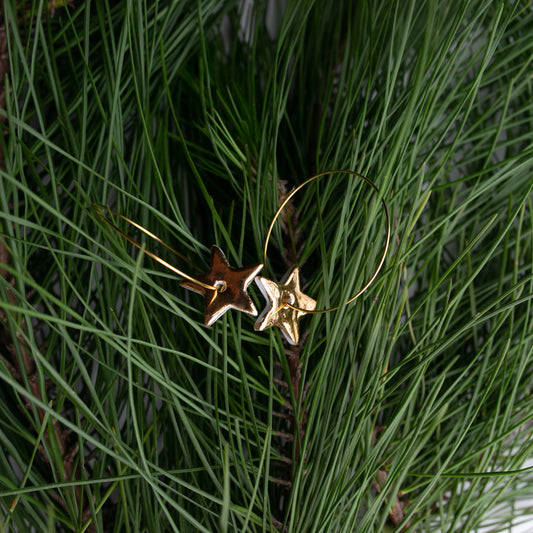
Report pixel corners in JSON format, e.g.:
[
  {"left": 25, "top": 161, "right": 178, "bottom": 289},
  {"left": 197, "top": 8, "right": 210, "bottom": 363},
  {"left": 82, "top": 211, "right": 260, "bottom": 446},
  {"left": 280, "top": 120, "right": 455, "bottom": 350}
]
[
  {"left": 262, "top": 170, "right": 391, "bottom": 315},
  {"left": 92, "top": 204, "right": 218, "bottom": 292}
]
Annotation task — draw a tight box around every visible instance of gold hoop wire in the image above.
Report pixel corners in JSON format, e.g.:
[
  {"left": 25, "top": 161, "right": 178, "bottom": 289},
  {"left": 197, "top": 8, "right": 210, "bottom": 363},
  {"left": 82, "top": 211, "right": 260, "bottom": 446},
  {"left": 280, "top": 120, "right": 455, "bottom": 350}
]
[
  {"left": 92, "top": 204, "right": 218, "bottom": 292},
  {"left": 262, "top": 170, "right": 391, "bottom": 315}
]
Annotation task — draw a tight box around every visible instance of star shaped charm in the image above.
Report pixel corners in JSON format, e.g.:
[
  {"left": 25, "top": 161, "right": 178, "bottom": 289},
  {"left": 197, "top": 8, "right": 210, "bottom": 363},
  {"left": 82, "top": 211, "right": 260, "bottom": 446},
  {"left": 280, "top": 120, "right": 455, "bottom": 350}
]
[
  {"left": 254, "top": 267, "right": 316, "bottom": 345},
  {"left": 180, "top": 245, "right": 263, "bottom": 326}
]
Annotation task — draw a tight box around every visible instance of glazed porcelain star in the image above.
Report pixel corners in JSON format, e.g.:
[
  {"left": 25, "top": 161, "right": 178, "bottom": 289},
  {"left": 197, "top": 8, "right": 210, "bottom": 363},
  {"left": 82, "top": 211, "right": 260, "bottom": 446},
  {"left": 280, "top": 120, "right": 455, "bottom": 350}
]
[
  {"left": 254, "top": 267, "right": 316, "bottom": 345},
  {"left": 180, "top": 245, "right": 263, "bottom": 326}
]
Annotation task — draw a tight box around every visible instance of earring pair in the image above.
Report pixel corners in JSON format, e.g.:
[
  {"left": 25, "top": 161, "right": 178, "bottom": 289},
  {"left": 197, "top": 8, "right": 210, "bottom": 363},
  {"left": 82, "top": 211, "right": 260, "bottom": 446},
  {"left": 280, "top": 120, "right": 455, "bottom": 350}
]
[{"left": 94, "top": 170, "right": 390, "bottom": 345}]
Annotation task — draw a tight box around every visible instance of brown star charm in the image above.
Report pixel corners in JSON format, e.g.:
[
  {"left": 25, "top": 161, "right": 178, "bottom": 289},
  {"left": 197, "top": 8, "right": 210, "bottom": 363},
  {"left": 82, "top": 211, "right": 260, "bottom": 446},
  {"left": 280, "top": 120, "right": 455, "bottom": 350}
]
[
  {"left": 180, "top": 245, "right": 263, "bottom": 326},
  {"left": 254, "top": 267, "right": 316, "bottom": 345}
]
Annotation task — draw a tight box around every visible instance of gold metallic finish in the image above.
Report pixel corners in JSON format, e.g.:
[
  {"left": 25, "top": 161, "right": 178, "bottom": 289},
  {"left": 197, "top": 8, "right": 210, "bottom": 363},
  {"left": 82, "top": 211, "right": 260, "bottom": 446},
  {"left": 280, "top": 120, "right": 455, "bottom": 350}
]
[
  {"left": 181, "top": 245, "right": 263, "bottom": 326},
  {"left": 93, "top": 167, "right": 390, "bottom": 335},
  {"left": 92, "top": 204, "right": 217, "bottom": 291},
  {"left": 254, "top": 267, "right": 316, "bottom": 345},
  {"left": 262, "top": 170, "right": 390, "bottom": 315}
]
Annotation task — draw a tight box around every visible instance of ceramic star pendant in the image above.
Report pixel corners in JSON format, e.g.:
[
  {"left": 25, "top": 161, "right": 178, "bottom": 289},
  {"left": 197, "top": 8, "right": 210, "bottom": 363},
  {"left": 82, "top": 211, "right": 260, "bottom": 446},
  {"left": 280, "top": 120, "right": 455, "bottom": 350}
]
[
  {"left": 180, "top": 245, "right": 263, "bottom": 326},
  {"left": 254, "top": 266, "right": 316, "bottom": 345}
]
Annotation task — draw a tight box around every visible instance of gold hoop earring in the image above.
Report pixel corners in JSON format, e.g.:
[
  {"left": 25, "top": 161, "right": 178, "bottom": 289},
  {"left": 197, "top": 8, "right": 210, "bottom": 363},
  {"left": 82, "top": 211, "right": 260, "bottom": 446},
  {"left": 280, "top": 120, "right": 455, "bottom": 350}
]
[
  {"left": 92, "top": 169, "right": 390, "bottom": 342},
  {"left": 93, "top": 204, "right": 263, "bottom": 326},
  {"left": 254, "top": 170, "right": 390, "bottom": 345}
]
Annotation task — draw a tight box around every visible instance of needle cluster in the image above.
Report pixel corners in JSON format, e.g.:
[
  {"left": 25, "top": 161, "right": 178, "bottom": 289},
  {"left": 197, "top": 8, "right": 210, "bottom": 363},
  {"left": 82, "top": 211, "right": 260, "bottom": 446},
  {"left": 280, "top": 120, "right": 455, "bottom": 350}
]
[{"left": 0, "top": 1, "right": 533, "bottom": 532}]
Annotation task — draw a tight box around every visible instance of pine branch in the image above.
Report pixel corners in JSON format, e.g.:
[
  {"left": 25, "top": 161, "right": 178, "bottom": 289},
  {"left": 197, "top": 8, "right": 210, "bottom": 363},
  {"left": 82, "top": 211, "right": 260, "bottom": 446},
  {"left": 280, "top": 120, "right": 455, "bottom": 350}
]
[
  {"left": 0, "top": 226, "right": 95, "bottom": 531},
  {"left": 1, "top": 1, "right": 533, "bottom": 531}
]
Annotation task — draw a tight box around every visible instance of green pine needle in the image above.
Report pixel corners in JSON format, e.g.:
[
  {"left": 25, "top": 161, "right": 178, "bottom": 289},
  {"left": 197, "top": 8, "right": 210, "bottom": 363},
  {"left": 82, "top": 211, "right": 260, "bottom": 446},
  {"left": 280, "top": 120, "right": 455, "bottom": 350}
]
[{"left": 1, "top": 1, "right": 532, "bottom": 531}]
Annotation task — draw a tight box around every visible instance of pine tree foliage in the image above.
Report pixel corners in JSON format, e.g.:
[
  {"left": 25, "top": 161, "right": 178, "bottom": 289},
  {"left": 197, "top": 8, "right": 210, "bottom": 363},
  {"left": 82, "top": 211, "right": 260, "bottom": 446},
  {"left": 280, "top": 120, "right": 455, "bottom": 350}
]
[{"left": 1, "top": 1, "right": 532, "bottom": 531}]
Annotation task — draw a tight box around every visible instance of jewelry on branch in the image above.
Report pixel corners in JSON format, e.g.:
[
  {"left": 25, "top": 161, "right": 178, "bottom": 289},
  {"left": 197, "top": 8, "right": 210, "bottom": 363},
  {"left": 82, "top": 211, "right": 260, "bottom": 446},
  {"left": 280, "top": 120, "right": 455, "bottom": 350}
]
[
  {"left": 256, "top": 170, "right": 391, "bottom": 344},
  {"left": 254, "top": 267, "right": 316, "bottom": 345},
  {"left": 179, "top": 245, "right": 263, "bottom": 326},
  {"left": 93, "top": 170, "right": 390, "bottom": 343},
  {"left": 93, "top": 205, "right": 261, "bottom": 326}
]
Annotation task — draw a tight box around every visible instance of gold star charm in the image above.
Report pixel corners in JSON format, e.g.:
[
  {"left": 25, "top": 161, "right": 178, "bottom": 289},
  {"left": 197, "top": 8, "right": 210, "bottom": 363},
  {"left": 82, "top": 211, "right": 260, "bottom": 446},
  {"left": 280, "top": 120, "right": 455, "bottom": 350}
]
[
  {"left": 180, "top": 245, "right": 263, "bottom": 326},
  {"left": 254, "top": 267, "right": 316, "bottom": 345}
]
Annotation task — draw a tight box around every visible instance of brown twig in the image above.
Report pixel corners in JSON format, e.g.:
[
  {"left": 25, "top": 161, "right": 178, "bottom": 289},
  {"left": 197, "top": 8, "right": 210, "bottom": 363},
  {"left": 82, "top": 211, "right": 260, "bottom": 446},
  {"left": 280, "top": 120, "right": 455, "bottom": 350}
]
[
  {"left": 372, "top": 468, "right": 411, "bottom": 531},
  {"left": 371, "top": 427, "right": 412, "bottom": 530},
  {"left": 0, "top": 4, "right": 95, "bottom": 530},
  {"left": 0, "top": 238, "right": 95, "bottom": 530},
  {"left": 277, "top": 179, "right": 305, "bottom": 269},
  {"left": 270, "top": 181, "right": 315, "bottom": 528}
]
